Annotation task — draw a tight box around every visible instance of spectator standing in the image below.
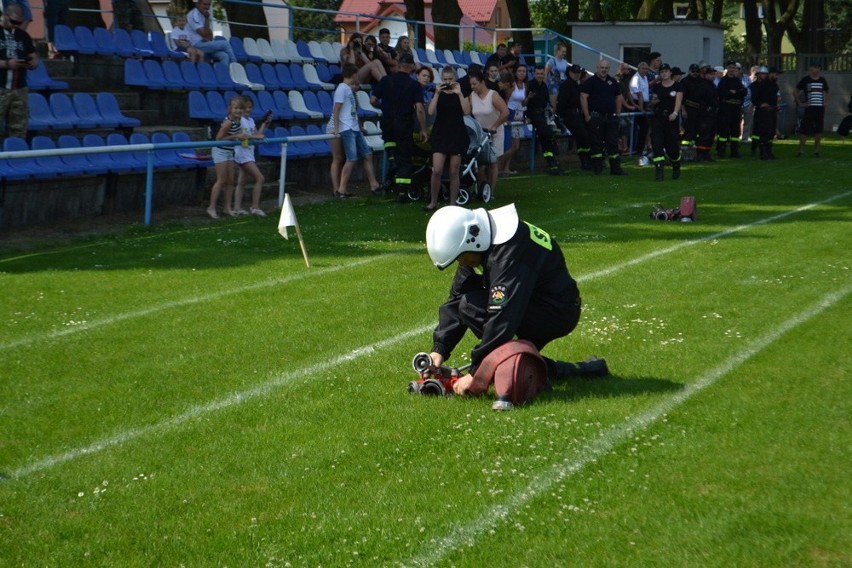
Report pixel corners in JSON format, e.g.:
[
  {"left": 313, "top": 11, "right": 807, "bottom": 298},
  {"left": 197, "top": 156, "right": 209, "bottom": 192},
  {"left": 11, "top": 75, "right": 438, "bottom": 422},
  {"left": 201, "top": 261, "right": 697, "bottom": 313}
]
[
  {"left": 186, "top": 0, "right": 236, "bottom": 64},
  {"left": 580, "top": 59, "right": 626, "bottom": 175},
  {"left": 233, "top": 96, "right": 272, "bottom": 216},
  {"left": 44, "top": 0, "right": 70, "bottom": 58},
  {"left": 557, "top": 64, "right": 593, "bottom": 171},
  {"left": 750, "top": 66, "right": 779, "bottom": 160},
  {"left": 647, "top": 51, "right": 662, "bottom": 87},
  {"left": 496, "top": 71, "right": 515, "bottom": 173},
  {"left": 207, "top": 95, "right": 244, "bottom": 218},
  {"left": 715, "top": 61, "right": 747, "bottom": 158},
  {"left": 648, "top": 63, "right": 683, "bottom": 181},
  {"left": 524, "top": 65, "right": 562, "bottom": 175},
  {"left": 497, "top": 64, "right": 527, "bottom": 176},
  {"left": 416, "top": 65, "right": 435, "bottom": 111},
  {"left": 629, "top": 61, "right": 651, "bottom": 155},
  {"left": 504, "top": 41, "right": 529, "bottom": 75},
  {"left": 485, "top": 63, "right": 500, "bottom": 91},
  {"left": 370, "top": 52, "right": 428, "bottom": 202},
  {"left": 468, "top": 68, "right": 509, "bottom": 198},
  {"left": 113, "top": 0, "right": 145, "bottom": 32},
  {"left": 616, "top": 62, "right": 638, "bottom": 155},
  {"left": 0, "top": 3, "right": 36, "bottom": 139},
  {"left": 544, "top": 42, "right": 569, "bottom": 109},
  {"left": 425, "top": 66, "right": 470, "bottom": 211},
  {"left": 740, "top": 65, "right": 756, "bottom": 145},
  {"left": 2, "top": 0, "right": 30, "bottom": 30},
  {"left": 795, "top": 62, "right": 830, "bottom": 157}
]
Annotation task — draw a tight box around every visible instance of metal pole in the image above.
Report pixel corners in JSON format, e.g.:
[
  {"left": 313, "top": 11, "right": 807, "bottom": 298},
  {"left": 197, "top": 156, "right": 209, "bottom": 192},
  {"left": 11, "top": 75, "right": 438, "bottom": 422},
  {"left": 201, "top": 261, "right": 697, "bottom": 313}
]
[{"left": 144, "top": 149, "right": 155, "bottom": 226}]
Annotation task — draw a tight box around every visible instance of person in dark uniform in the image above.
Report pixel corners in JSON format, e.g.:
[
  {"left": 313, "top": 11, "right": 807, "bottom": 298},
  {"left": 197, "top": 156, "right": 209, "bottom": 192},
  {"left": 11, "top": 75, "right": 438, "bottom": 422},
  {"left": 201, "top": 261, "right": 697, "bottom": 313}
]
[
  {"left": 693, "top": 65, "right": 718, "bottom": 162},
  {"left": 749, "top": 66, "right": 779, "bottom": 160},
  {"left": 524, "top": 65, "right": 562, "bottom": 174},
  {"left": 557, "top": 64, "right": 593, "bottom": 171},
  {"left": 371, "top": 53, "right": 429, "bottom": 201},
  {"left": 424, "top": 204, "right": 609, "bottom": 395},
  {"left": 648, "top": 63, "right": 683, "bottom": 181},
  {"left": 425, "top": 65, "right": 470, "bottom": 210},
  {"left": 580, "top": 59, "right": 626, "bottom": 175},
  {"left": 679, "top": 63, "right": 703, "bottom": 150},
  {"left": 715, "top": 60, "right": 747, "bottom": 158}
]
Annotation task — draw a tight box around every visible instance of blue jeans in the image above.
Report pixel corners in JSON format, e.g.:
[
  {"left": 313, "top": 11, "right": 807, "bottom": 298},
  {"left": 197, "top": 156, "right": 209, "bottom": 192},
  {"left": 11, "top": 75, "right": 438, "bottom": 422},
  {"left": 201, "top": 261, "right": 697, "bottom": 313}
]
[
  {"left": 194, "top": 38, "right": 235, "bottom": 64},
  {"left": 340, "top": 129, "right": 372, "bottom": 161}
]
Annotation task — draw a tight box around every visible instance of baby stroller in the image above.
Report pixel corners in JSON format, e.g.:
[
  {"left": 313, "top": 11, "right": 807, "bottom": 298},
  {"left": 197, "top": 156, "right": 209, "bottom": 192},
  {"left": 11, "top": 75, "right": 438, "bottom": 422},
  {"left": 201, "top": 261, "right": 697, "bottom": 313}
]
[{"left": 407, "top": 116, "right": 495, "bottom": 205}]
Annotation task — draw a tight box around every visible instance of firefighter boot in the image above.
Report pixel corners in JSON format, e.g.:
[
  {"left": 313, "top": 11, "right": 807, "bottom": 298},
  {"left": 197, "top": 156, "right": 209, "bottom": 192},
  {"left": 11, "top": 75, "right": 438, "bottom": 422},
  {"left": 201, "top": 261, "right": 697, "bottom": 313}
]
[
  {"left": 609, "top": 157, "right": 627, "bottom": 176},
  {"left": 654, "top": 162, "right": 664, "bottom": 181},
  {"left": 766, "top": 141, "right": 776, "bottom": 160},
  {"left": 716, "top": 141, "right": 726, "bottom": 158},
  {"left": 579, "top": 152, "right": 592, "bottom": 171},
  {"left": 554, "top": 357, "right": 610, "bottom": 378},
  {"left": 730, "top": 141, "right": 741, "bottom": 159},
  {"left": 592, "top": 157, "right": 604, "bottom": 175},
  {"left": 672, "top": 161, "right": 681, "bottom": 180}
]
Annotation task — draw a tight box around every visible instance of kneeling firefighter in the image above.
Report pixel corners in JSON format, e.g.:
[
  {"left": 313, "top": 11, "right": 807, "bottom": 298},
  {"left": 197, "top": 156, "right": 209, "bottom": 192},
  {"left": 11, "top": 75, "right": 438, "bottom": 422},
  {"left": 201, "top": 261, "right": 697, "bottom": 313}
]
[{"left": 423, "top": 204, "right": 609, "bottom": 401}]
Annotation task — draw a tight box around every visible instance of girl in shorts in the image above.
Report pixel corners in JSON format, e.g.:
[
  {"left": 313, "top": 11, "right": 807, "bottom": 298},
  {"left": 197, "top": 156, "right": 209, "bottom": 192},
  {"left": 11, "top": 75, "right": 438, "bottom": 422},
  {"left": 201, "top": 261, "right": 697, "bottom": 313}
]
[
  {"left": 207, "top": 95, "right": 244, "bottom": 219},
  {"left": 233, "top": 96, "right": 272, "bottom": 216}
]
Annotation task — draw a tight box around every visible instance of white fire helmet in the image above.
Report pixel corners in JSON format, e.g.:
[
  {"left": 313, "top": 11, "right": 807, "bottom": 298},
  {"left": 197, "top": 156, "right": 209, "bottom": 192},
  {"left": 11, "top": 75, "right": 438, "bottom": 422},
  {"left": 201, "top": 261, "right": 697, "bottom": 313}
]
[{"left": 426, "top": 206, "right": 493, "bottom": 269}]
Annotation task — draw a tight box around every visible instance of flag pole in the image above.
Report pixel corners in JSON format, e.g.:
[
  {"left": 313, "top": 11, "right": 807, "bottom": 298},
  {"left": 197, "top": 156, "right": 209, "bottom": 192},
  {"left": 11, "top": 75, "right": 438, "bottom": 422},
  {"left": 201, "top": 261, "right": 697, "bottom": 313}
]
[
  {"left": 278, "top": 193, "right": 311, "bottom": 268},
  {"left": 294, "top": 224, "right": 311, "bottom": 268}
]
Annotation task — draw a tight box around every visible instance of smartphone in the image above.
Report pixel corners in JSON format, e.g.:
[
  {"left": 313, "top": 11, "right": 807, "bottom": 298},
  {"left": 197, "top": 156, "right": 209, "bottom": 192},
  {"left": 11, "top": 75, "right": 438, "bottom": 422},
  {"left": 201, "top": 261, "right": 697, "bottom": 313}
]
[{"left": 262, "top": 110, "right": 273, "bottom": 123}]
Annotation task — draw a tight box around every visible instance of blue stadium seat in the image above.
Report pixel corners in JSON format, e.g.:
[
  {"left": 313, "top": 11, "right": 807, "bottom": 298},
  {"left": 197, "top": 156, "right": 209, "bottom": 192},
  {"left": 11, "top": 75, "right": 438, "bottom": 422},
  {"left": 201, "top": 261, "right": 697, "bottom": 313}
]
[
  {"left": 197, "top": 61, "right": 223, "bottom": 90},
  {"left": 178, "top": 61, "right": 205, "bottom": 90},
  {"left": 256, "top": 90, "right": 282, "bottom": 120},
  {"left": 51, "top": 92, "right": 99, "bottom": 128},
  {"left": 288, "top": 125, "right": 318, "bottom": 157},
  {"left": 27, "top": 92, "right": 59, "bottom": 130},
  {"left": 454, "top": 50, "right": 470, "bottom": 66},
  {"left": 124, "top": 58, "right": 149, "bottom": 88},
  {"left": 188, "top": 90, "right": 214, "bottom": 120},
  {"left": 314, "top": 63, "right": 334, "bottom": 84},
  {"left": 172, "top": 131, "right": 213, "bottom": 167},
  {"left": 314, "top": 90, "right": 334, "bottom": 118},
  {"left": 272, "top": 90, "right": 307, "bottom": 120},
  {"left": 244, "top": 63, "right": 266, "bottom": 88},
  {"left": 229, "top": 36, "right": 250, "bottom": 63},
  {"left": 52, "top": 25, "right": 79, "bottom": 56},
  {"left": 108, "top": 132, "right": 147, "bottom": 172},
  {"left": 206, "top": 91, "right": 228, "bottom": 118},
  {"left": 149, "top": 132, "right": 186, "bottom": 168},
  {"left": 130, "top": 29, "right": 155, "bottom": 57},
  {"left": 306, "top": 123, "right": 331, "bottom": 156},
  {"left": 28, "top": 61, "right": 69, "bottom": 91},
  {"left": 91, "top": 27, "right": 118, "bottom": 56},
  {"left": 259, "top": 63, "right": 283, "bottom": 90},
  {"left": 288, "top": 63, "right": 314, "bottom": 90},
  {"left": 258, "top": 126, "right": 286, "bottom": 158},
  {"left": 301, "top": 90, "right": 326, "bottom": 118},
  {"left": 73, "top": 92, "right": 115, "bottom": 128},
  {"left": 112, "top": 28, "right": 139, "bottom": 58},
  {"left": 80, "top": 134, "right": 120, "bottom": 174},
  {"left": 96, "top": 92, "right": 141, "bottom": 129},
  {"left": 149, "top": 31, "right": 184, "bottom": 59},
  {"left": 297, "top": 40, "right": 323, "bottom": 63},
  {"left": 162, "top": 60, "right": 189, "bottom": 89},
  {"left": 129, "top": 132, "right": 159, "bottom": 169},
  {"left": 73, "top": 26, "right": 98, "bottom": 55},
  {"left": 274, "top": 64, "right": 297, "bottom": 90},
  {"left": 144, "top": 59, "right": 183, "bottom": 89},
  {"left": 213, "top": 62, "right": 242, "bottom": 90},
  {"left": 31, "top": 135, "right": 89, "bottom": 176},
  {"left": 1, "top": 137, "right": 38, "bottom": 179}
]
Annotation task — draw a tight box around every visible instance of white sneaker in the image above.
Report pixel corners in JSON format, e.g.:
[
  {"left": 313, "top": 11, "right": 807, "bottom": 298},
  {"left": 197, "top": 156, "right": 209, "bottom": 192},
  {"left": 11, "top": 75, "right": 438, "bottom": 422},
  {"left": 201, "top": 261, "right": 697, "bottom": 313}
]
[
  {"left": 232, "top": 209, "right": 249, "bottom": 217},
  {"left": 250, "top": 208, "right": 266, "bottom": 217}
]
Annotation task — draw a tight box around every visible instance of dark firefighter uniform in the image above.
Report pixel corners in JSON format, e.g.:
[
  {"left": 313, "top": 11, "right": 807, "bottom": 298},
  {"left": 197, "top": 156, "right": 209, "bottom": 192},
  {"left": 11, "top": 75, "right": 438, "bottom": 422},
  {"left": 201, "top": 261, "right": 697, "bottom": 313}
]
[
  {"left": 649, "top": 69, "right": 683, "bottom": 181},
  {"left": 715, "top": 69, "right": 747, "bottom": 158},
  {"left": 556, "top": 65, "right": 593, "bottom": 171},
  {"left": 580, "top": 69, "right": 626, "bottom": 175},
  {"left": 525, "top": 72, "right": 561, "bottom": 173},
  {"left": 750, "top": 69, "right": 780, "bottom": 160},
  {"left": 371, "top": 61, "right": 426, "bottom": 200},
  {"left": 431, "top": 211, "right": 581, "bottom": 375}
]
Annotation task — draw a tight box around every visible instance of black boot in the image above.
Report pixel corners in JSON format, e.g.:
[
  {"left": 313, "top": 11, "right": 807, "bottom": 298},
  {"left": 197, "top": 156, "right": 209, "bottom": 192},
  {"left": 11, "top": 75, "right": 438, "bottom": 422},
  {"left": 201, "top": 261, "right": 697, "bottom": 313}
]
[
  {"left": 766, "top": 142, "right": 776, "bottom": 160},
  {"left": 592, "top": 157, "right": 604, "bottom": 175},
  {"left": 730, "top": 141, "right": 741, "bottom": 159},
  {"left": 609, "top": 157, "right": 627, "bottom": 176},
  {"left": 654, "top": 162, "right": 664, "bottom": 181},
  {"left": 579, "top": 153, "right": 592, "bottom": 171},
  {"left": 672, "top": 161, "right": 681, "bottom": 180},
  {"left": 751, "top": 139, "right": 759, "bottom": 156},
  {"left": 700, "top": 149, "right": 715, "bottom": 162},
  {"left": 716, "top": 142, "right": 726, "bottom": 158},
  {"left": 759, "top": 144, "right": 770, "bottom": 160},
  {"left": 554, "top": 357, "right": 610, "bottom": 378}
]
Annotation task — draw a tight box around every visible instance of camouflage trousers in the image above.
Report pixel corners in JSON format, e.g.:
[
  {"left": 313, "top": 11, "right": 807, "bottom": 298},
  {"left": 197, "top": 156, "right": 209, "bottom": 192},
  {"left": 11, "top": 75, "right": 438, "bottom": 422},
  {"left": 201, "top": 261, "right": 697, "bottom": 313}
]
[{"left": 0, "top": 87, "right": 30, "bottom": 139}]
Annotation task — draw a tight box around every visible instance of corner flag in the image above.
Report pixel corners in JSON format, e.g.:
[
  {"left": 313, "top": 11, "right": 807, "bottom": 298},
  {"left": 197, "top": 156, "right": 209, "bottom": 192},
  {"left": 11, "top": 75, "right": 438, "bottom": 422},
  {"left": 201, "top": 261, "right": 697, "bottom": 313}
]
[{"left": 277, "top": 193, "right": 311, "bottom": 268}]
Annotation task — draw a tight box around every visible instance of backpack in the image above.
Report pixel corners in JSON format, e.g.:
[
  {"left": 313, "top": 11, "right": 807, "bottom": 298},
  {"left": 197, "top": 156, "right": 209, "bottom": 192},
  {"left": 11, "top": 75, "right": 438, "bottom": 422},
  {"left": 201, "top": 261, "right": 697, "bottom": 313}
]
[{"left": 472, "top": 340, "right": 549, "bottom": 410}]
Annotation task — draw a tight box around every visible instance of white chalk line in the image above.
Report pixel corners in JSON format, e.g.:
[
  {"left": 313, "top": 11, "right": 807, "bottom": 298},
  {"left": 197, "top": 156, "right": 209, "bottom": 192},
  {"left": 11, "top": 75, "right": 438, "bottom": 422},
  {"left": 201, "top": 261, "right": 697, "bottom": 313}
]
[
  {"left": 5, "top": 191, "right": 850, "bottom": 479},
  {"left": 404, "top": 283, "right": 851, "bottom": 567},
  {"left": 0, "top": 254, "right": 400, "bottom": 352}
]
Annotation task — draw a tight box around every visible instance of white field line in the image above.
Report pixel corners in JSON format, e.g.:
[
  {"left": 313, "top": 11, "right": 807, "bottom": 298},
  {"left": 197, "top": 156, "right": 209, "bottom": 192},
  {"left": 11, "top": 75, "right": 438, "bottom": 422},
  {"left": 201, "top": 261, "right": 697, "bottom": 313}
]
[
  {"left": 7, "top": 323, "right": 434, "bottom": 479},
  {"left": 403, "top": 284, "right": 852, "bottom": 568},
  {"left": 0, "top": 255, "right": 396, "bottom": 352},
  {"left": 5, "top": 191, "right": 850, "bottom": 479}
]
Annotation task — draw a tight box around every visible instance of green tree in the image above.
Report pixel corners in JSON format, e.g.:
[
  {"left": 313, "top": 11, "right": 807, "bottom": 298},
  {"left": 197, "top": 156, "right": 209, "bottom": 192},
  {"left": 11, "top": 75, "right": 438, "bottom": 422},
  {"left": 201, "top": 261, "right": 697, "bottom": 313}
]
[
  {"left": 432, "top": 0, "right": 464, "bottom": 50},
  {"left": 289, "top": 0, "right": 339, "bottom": 42}
]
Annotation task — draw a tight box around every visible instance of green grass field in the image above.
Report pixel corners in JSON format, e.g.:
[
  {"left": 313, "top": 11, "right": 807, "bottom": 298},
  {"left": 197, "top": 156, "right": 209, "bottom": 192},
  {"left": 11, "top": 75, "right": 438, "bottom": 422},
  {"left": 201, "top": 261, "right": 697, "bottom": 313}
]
[{"left": 1, "top": 139, "right": 850, "bottom": 567}]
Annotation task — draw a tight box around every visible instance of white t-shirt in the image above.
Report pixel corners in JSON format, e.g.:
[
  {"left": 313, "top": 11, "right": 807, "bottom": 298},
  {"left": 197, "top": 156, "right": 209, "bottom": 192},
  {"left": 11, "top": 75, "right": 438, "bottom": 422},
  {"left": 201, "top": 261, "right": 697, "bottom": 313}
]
[
  {"left": 629, "top": 72, "right": 649, "bottom": 105},
  {"left": 331, "top": 82, "right": 359, "bottom": 133},
  {"left": 185, "top": 7, "right": 208, "bottom": 46},
  {"left": 234, "top": 116, "right": 256, "bottom": 164}
]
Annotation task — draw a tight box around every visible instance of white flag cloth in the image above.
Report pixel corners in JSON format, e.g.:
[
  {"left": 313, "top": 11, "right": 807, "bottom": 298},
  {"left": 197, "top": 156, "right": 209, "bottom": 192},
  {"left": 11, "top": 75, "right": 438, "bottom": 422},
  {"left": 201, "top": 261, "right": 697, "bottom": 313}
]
[{"left": 277, "top": 193, "right": 298, "bottom": 239}]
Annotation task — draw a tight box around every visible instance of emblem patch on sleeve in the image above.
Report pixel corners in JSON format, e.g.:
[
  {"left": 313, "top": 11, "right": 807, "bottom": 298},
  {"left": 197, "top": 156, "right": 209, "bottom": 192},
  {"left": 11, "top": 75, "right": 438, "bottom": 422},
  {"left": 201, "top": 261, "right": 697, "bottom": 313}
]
[{"left": 488, "top": 285, "right": 508, "bottom": 311}]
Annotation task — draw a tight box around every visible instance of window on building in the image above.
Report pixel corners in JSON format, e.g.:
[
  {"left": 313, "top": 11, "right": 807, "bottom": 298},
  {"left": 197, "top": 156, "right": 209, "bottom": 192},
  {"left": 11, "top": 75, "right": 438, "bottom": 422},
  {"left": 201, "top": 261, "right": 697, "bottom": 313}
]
[{"left": 621, "top": 45, "right": 651, "bottom": 67}]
